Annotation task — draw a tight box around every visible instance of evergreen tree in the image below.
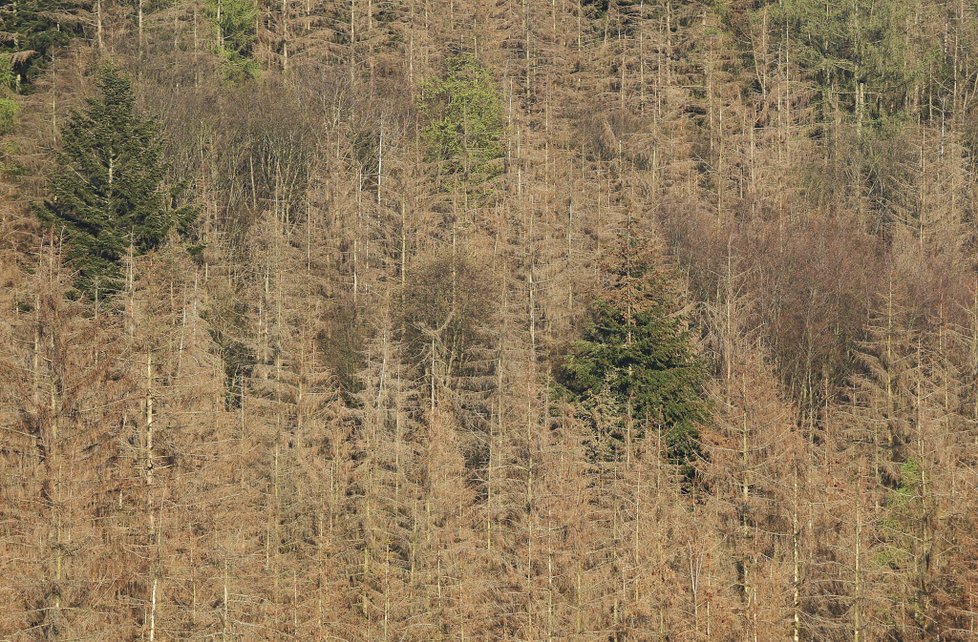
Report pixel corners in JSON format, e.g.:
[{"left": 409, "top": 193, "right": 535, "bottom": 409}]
[
  {"left": 773, "top": 0, "right": 940, "bottom": 127},
  {"left": 420, "top": 53, "right": 504, "bottom": 195},
  {"left": 557, "top": 234, "right": 709, "bottom": 473},
  {"left": 39, "top": 68, "right": 193, "bottom": 297},
  {"left": 205, "top": 0, "right": 259, "bottom": 79},
  {"left": 0, "top": 0, "right": 89, "bottom": 89}
]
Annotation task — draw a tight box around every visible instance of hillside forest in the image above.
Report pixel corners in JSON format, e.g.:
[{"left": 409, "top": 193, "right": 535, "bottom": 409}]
[{"left": 1, "top": 0, "right": 978, "bottom": 639}]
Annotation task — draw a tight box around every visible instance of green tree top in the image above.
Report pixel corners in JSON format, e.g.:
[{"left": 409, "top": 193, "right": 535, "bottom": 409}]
[
  {"left": 773, "top": 0, "right": 941, "bottom": 126},
  {"left": 39, "top": 68, "right": 194, "bottom": 298},
  {"left": 557, "top": 235, "right": 710, "bottom": 473},
  {"left": 420, "top": 54, "right": 504, "bottom": 193},
  {"left": 205, "top": 0, "right": 259, "bottom": 79},
  {"left": 0, "top": 0, "right": 88, "bottom": 90}
]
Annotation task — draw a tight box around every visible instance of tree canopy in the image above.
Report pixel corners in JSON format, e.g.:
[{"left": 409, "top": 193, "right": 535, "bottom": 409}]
[
  {"left": 558, "top": 237, "right": 709, "bottom": 472},
  {"left": 420, "top": 53, "right": 504, "bottom": 194},
  {"left": 0, "top": 0, "right": 88, "bottom": 90},
  {"left": 39, "top": 68, "right": 193, "bottom": 297}
]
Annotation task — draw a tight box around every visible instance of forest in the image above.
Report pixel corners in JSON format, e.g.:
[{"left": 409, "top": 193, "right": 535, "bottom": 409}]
[{"left": 0, "top": 0, "right": 977, "bottom": 639}]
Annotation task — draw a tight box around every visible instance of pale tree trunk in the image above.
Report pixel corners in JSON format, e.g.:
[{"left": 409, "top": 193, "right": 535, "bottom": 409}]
[
  {"left": 97, "top": 0, "right": 104, "bottom": 50},
  {"left": 145, "top": 351, "right": 158, "bottom": 640}
]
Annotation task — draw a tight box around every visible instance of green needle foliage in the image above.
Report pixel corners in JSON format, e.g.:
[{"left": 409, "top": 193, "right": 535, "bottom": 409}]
[
  {"left": 878, "top": 458, "right": 934, "bottom": 631},
  {"left": 773, "top": 0, "right": 941, "bottom": 128},
  {"left": 205, "top": 0, "right": 260, "bottom": 79},
  {"left": 38, "top": 68, "right": 195, "bottom": 298},
  {"left": 557, "top": 235, "right": 709, "bottom": 476},
  {"left": 420, "top": 53, "right": 504, "bottom": 197},
  {"left": 0, "top": 95, "right": 18, "bottom": 136},
  {"left": 0, "top": 0, "right": 87, "bottom": 90}
]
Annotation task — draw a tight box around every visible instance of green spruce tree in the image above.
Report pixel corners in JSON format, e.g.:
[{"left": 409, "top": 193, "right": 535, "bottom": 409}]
[
  {"left": 557, "top": 233, "right": 710, "bottom": 475},
  {"left": 205, "top": 0, "right": 259, "bottom": 79},
  {"left": 772, "top": 0, "right": 939, "bottom": 127},
  {"left": 0, "top": 0, "right": 89, "bottom": 89},
  {"left": 420, "top": 53, "right": 504, "bottom": 196},
  {"left": 39, "top": 68, "right": 193, "bottom": 297}
]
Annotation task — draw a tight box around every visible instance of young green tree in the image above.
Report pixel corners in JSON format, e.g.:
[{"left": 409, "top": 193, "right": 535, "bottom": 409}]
[
  {"left": 557, "top": 234, "right": 709, "bottom": 474},
  {"left": 205, "top": 0, "right": 260, "bottom": 78},
  {"left": 773, "top": 0, "right": 940, "bottom": 127},
  {"left": 420, "top": 53, "right": 504, "bottom": 195},
  {"left": 0, "top": 0, "right": 90, "bottom": 89},
  {"left": 39, "top": 68, "right": 193, "bottom": 297}
]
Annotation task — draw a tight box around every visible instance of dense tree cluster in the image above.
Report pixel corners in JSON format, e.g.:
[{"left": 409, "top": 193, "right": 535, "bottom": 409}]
[{"left": 1, "top": 0, "right": 978, "bottom": 640}]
